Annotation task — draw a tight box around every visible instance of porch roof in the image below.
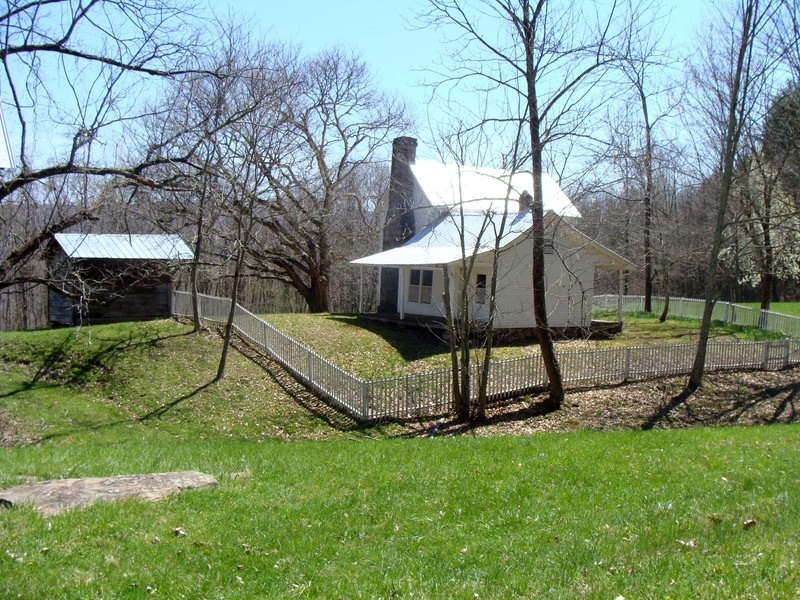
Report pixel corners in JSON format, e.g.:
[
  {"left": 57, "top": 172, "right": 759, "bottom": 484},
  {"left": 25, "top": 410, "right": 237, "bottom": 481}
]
[{"left": 352, "top": 211, "right": 530, "bottom": 267}]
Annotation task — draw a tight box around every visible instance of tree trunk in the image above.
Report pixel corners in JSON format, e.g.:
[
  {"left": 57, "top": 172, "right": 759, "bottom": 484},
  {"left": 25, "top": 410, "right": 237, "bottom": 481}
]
[
  {"left": 759, "top": 212, "right": 773, "bottom": 311},
  {"left": 442, "top": 265, "right": 466, "bottom": 420},
  {"left": 642, "top": 89, "right": 654, "bottom": 313},
  {"left": 522, "top": 8, "right": 564, "bottom": 410},
  {"left": 659, "top": 249, "right": 671, "bottom": 323},
  {"left": 458, "top": 277, "right": 472, "bottom": 420},
  {"left": 658, "top": 275, "right": 670, "bottom": 323},
  {"left": 190, "top": 215, "right": 205, "bottom": 332},
  {"left": 689, "top": 0, "right": 756, "bottom": 391},
  {"left": 191, "top": 157, "right": 214, "bottom": 333},
  {"left": 477, "top": 210, "right": 509, "bottom": 421},
  {"left": 306, "top": 277, "right": 331, "bottom": 313},
  {"left": 215, "top": 245, "right": 245, "bottom": 382},
  {"left": 760, "top": 270, "right": 773, "bottom": 311}
]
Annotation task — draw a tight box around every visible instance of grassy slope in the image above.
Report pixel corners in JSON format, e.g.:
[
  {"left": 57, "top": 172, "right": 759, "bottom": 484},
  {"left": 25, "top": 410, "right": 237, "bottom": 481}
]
[
  {"left": 1, "top": 320, "right": 798, "bottom": 597},
  {"left": 0, "top": 320, "right": 366, "bottom": 447}
]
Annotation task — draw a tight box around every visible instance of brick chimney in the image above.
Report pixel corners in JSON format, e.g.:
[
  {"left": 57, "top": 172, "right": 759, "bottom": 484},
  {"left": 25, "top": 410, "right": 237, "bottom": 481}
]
[
  {"left": 382, "top": 136, "right": 417, "bottom": 250},
  {"left": 379, "top": 136, "right": 417, "bottom": 313},
  {"left": 518, "top": 190, "right": 532, "bottom": 215}
]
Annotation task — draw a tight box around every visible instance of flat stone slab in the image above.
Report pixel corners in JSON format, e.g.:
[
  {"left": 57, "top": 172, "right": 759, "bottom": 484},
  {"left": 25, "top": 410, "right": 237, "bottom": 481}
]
[{"left": 0, "top": 471, "right": 218, "bottom": 516}]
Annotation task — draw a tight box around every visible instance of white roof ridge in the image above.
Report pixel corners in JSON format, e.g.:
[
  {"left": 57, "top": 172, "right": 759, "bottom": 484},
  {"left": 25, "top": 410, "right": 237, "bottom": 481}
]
[{"left": 409, "top": 159, "right": 580, "bottom": 218}]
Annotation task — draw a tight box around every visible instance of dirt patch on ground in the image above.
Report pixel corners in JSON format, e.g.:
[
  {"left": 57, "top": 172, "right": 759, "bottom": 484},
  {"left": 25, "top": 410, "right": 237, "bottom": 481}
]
[
  {"left": 0, "top": 409, "right": 40, "bottom": 449},
  {"left": 390, "top": 367, "right": 800, "bottom": 437}
]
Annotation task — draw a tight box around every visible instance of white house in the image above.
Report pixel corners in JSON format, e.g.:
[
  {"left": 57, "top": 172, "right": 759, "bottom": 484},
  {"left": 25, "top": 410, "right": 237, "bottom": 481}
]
[{"left": 351, "top": 137, "right": 635, "bottom": 334}]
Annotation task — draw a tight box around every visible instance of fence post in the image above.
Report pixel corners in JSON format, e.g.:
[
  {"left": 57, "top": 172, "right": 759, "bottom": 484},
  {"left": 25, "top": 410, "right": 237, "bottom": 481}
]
[
  {"left": 624, "top": 347, "right": 631, "bottom": 381},
  {"left": 307, "top": 352, "right": 314, "bottom": 383},
  {"left": 724, "top": 302, "right": 730, "bottom": 323},
  {"left": 762, "top": 340, "right": 771, "bottom": 370},
  {"left": 783, "top": 341, "right": 790, "bottom": 369},
  {"left": 361, "top": 382, "right": 370, "bottom": 420}
]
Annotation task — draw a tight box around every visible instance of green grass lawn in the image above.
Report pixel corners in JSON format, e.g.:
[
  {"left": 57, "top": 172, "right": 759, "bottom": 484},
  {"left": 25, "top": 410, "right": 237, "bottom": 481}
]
[
  {"left": 263, "top": 311, "right": 785, "bottom": 380},
  {"left": 737, "top": 301, "right": 800, "bottom": 317},
  {"left": 1, "top": 320, "right": 798, "bottom": 597},
  {"left": 1, "top": 428, "right": 798, "bottom": 598}
]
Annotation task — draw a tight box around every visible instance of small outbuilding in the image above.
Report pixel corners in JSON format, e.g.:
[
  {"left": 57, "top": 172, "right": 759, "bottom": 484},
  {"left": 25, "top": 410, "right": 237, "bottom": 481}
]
[{"left": 48, "top": 233, "right": 193, "bottom": 326}]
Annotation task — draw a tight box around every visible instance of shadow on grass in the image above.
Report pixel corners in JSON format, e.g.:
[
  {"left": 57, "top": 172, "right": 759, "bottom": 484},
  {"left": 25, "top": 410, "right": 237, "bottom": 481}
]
[
  {"left": 17, "top": 376, "right": 217, "bottom": 446},
  {"left": 635, "top": 371, "right": 800, "bottom": 430},
  {"left": 326, "top": 315, "right": 446, "bottom": 362},
  {"left": 229, "top": 336, "right": 363, "bottom": 432},
  {"left": 703, "top": 378, "right": 799, "bottom": 424},
  {"left": 769, "top": 384, "right": 799, "bottom": 421},
  {"left": 384, "top": 369, "right": 800, "bottom": 438},
  {"left": 641, "top": 387, "right": 697, "bottom": 430},
  {"left": 5, "top": 327, "right": 194, "bottom": 393},
  {"left": 388, "top": 392, "right": 560, "bottom": 438},
  {"left": 3, "top": 326, "right": 201, "bottom": 446},
  {"left": 0, "top": 336, "right": 75, "bottom": 400},
  {"left": 138, "top": 380, "right": 217, "bottom": 421}
]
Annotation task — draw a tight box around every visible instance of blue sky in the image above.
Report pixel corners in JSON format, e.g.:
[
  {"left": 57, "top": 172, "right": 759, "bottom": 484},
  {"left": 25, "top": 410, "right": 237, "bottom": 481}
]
[
  {"left": 220, "top": 0, "right": 714, "bottom": 166},
  {"left": 222, "top": 0, "right": 438, "bottom": 122},
  {"left": 6, "top": 0, "right": 715, "bottom": 170},
  {"left": 221, "top": 1, "right": 713, "bottom": 99}
]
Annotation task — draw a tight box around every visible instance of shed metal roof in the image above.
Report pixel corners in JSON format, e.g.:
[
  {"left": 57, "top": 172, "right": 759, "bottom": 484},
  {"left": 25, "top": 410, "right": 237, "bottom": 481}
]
[{"left": 53, "top": 234, "right": 193, "bottom": 261}]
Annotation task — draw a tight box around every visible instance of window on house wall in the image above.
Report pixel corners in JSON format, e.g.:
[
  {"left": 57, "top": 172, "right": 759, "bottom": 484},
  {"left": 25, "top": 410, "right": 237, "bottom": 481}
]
[
  {"left": 408, "top": 269, "right": 433, "bottom": 304},
  {"left": 475, "top": 273, "right": 487, "bottom": 305}
]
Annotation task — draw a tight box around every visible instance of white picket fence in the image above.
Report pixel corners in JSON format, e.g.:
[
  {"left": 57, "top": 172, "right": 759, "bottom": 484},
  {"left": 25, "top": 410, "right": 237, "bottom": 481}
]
[
  {"left": 593, "top": 294, "right": 800, "bottom": 338},
  {"left": 173, "top": 291, "right": 800, "bottom": 421}
]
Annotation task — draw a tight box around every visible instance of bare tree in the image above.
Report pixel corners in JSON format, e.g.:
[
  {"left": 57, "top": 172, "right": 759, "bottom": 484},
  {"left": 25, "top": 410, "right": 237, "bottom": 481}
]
[
  {"left": 422, "top": 0, "right": 637, "bottom": 409},
  {"left": 615, "top": 18, "right": 681, "bottom": 312},
  {"left": 141, "top": 26, "right": 292, "bottom": 332},
  {"left": 687, "top": 0, "right": 788, "bottom": 389},
  {"left": 727, "top": 134, "right": 800, "bottom": 312},
  {"left": 431, "top": 123, "right": 526, "bottom": 422},
  {"left": 246, "top": 48, "right": 408, "bottom": 313}
]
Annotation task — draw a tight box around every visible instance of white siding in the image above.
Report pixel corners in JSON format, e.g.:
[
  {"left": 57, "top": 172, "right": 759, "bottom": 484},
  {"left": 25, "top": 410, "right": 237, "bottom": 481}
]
[
  {"left": 472, "top": 231, "right": 598, "bottom": 329},
  {"left": 494, "top": 237, "right": 536, "bottom": 328},
  {"left": 398, "top": 226, "right": 601, "bottom": 329},
  {"left": 544, "top": 234, "right": 597, "bottom": 328},
  {"left": 399, "top": 266, "right": 447, "bottom": 318}
]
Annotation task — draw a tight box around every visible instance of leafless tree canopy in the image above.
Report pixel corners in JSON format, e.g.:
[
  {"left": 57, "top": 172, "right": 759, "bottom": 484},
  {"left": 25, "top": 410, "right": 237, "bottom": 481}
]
[{"left": 0, "top": 0, "right": 210, "bottom": 323}]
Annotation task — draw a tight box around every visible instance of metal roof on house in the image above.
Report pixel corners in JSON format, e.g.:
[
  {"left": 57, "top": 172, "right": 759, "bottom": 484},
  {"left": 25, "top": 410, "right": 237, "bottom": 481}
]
[
  {"left": 410, "top": 160, "right": 581, "bottom": 218},
  {"left": 352, "top": 211, "right": 636, "bottom": 271},
  {"left": 53, "top": 233, "right": 193, "bottom": 261}
]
